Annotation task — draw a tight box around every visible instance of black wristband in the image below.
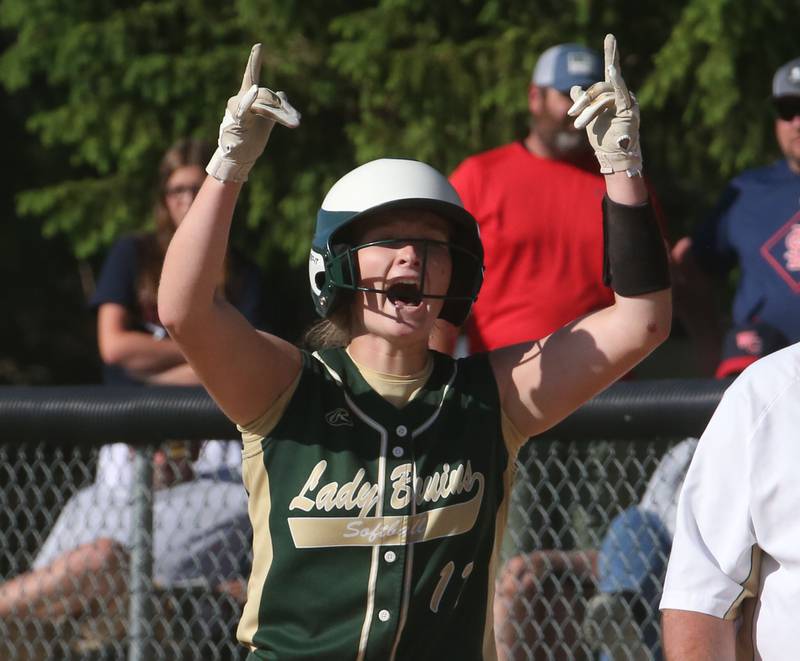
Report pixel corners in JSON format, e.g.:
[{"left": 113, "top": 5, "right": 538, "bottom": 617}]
[{"left": 602, "top": 195, "right": 671, "bottom": 296}]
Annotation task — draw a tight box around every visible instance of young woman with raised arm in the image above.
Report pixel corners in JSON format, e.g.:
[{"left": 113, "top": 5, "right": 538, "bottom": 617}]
[{"left": 158, "top": 35, "right": 671, "bottom": 661}]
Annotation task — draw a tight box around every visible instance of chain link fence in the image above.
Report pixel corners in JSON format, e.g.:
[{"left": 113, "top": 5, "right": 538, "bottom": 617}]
[
  {"left": 0, "top": 383, "right": 724, "bottom": 660},
  {"left": 0, "top": 441, "right": 249, "bottom": 660},
  {"left": 495, "top": 436, "right": 694, "bottom": 661}
]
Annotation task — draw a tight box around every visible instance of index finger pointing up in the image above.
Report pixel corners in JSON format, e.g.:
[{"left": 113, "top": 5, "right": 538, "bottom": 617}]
[
  {"left": 240, "top": 43, "right": 263, "bottom": 93},
  {"left": 604, "top": 34, "right": 631, "bottom": 112}
]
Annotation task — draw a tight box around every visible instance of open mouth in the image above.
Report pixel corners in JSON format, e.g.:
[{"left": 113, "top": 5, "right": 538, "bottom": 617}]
[{"left": 386, "top": 281, "right": 423, "bottom": 307}]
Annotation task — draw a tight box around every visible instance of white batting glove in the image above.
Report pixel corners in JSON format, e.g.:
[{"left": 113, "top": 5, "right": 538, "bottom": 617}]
[
  {"left": 206, "top": 43, "right": 301, "bottom": 183},
  {"left": 567, "top": 34, "right": 642, "bottom": 177}
]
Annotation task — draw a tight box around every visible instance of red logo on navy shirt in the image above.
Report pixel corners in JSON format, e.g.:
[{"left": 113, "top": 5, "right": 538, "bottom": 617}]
[{"left": 761, "top": 210, "right": 800, "bottom": 292}]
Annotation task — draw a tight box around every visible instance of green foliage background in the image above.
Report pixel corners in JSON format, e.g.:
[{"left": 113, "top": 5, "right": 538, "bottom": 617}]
[{"left": 2, "top": 0, "right": 798, "bottom": 382}]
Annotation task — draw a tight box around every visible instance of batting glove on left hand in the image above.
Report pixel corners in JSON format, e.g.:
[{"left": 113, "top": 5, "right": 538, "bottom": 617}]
[
  {"left": 206, "top": 43, "right": 301, "bottom": 183},
  {"left": 567, "top": 34, "right": 642, "bottom": 177}
]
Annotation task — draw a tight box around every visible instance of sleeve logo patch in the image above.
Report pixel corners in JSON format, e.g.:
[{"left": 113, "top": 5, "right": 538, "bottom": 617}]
[{"left": 325, "top": 408, "right": 353, "bottom": 427}]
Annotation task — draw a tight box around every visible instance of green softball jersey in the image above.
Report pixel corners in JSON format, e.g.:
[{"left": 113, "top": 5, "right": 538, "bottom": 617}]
[{"left": 238, "top": 347, "right": 520, "bottom": 660}]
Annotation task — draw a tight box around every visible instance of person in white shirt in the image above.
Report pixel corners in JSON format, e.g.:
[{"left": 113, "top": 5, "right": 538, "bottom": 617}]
[
  {"left": 661, "top": 339, "right": 800, "bottom": 659},
  {"left": 587, "top": 321, "right": 788, "bottom": 660}
]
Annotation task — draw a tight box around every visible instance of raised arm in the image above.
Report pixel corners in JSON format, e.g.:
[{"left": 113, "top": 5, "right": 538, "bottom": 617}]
[
  {"left": 491, "top": 34, "right": 672, "bottom": 438},
  {"left": 158, "top": 44, "right": 302, "bottom": 425}
]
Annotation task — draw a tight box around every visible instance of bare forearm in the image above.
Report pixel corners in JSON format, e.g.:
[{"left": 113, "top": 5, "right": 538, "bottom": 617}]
[
  {"left": 144, "top": 362, "right": 200, "bottom": 385},
  {"left": 0, "top": 540, "right": 128, "bottom": 619},
  {"left": 100, "top": 331, "right": 187, "bottom": 375},
  {"left": 158, "top": 176, "right": 241, "bottom": 334},
  {"left": 662, "top": 609, "right": 735, "bottom": 660},
  {"left": 604, "top": 170, "right": 648, "bottom": 205}
]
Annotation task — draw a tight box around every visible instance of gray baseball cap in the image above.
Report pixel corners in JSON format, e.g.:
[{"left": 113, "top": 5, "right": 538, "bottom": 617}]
[
  {"left": 532, "top": 43, "right": 603, "bottom": 93},
  {"left": 772, "top": 57, "right": 800, "bottom": 98}
]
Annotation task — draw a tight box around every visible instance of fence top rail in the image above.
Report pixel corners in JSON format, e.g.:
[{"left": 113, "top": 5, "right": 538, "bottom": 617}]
[{"left": 0, "top": 379, "right": 730, "bottom": 445}]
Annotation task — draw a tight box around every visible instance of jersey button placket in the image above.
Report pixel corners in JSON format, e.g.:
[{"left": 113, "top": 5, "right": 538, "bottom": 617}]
[
  {"left": 371, "top": 422, "right": 410, "bottom": 656},
  {"left": 392, "top": 424, "right": 407, "bottom": 459}
]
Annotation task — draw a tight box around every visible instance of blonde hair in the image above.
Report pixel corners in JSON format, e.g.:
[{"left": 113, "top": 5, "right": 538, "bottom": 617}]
[{"left": 301, "top": 307, "right": 352, "bottom": 350}]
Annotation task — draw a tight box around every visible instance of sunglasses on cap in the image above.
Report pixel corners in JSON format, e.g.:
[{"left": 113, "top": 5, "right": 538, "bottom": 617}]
[{"left": 774, "top": 97, "right": 800, "bottom": 121}]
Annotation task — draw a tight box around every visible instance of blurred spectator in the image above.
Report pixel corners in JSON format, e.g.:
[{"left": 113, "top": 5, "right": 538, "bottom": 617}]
[
  {"left": 0, "top": 138, "right": 264, "bottom": 654},
  {"left": 437, "top": 43, "right": 666, "bottom": 355},
  {"left": 660, "top": 339, "right": 800, "bottom": 657},
  {"left": 672, "top": 57, "right": 800, "bottom": 375},
  {"left": 440, "top": 43, "right": 608, "bottom": 354},
  {"left": 582, "top": 321, "right": 788, "bottom": 660}
]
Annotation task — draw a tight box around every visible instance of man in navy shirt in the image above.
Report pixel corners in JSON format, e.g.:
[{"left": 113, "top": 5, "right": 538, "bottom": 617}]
[{"left": 672, "top": 56, "right": 800, "bottom": 374}]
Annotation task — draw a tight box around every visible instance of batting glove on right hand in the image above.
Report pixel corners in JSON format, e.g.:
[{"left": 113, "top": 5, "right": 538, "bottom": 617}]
[
  {"left": 567, "top": 34, "right": 642, "bottom": 177},
  {"left": 206, "top": 43, "right": 301, "bottom": 183}
]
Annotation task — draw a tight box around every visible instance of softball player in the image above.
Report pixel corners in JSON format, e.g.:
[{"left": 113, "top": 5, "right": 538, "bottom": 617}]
[{"left": 158, "top": 35, "right": 671, "bottom": 660}]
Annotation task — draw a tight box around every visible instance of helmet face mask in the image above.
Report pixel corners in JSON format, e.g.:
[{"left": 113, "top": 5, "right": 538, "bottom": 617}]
[
  {"left": 324, "top": 237, "right": 481, "bottom": 307},
  {"left": 308, "top": 159, "right": 484, "bottom": 326}
]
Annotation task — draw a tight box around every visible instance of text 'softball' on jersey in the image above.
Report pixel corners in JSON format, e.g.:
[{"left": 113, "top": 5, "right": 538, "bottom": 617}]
[{"left": 238, "top": 348, "right": 513, "bottom": 661}]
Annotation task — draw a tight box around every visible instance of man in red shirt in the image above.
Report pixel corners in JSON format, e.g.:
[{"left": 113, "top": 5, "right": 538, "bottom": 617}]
[{"left": 447, "top": 43, "right": 612, "bottom": 353}]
